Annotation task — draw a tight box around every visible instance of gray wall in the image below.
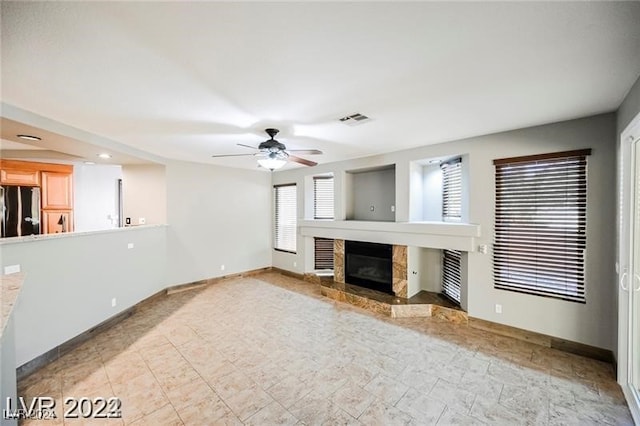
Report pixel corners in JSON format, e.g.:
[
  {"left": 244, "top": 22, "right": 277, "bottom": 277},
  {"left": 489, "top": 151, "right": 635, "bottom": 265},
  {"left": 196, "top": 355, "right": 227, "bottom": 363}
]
[
  {"left": 1, "top": 160, "right": 273, "bottom": 367},
  {"left": 348, "top": 168, "right": 396, "bottom": 221},
  {"left": 165, "top": 160, "right": 272, "bottom": 286},
  {"left": 273, "top": 113, "right": 617, "bottom": 350},
  {"left": 422, "top": 164, "right": 443, "bottom": 221},
  {"left": 1, "top": 314, "right": 17, "bottom": 426},
  {"left": 2, "top": 226, "right": 167, "bottom": 365},
  {"left": 122, "top": 164, "right": 167, "bottom": 226},
  {"left": 618, "top": 74, "right": 640, "bottom": 134}
]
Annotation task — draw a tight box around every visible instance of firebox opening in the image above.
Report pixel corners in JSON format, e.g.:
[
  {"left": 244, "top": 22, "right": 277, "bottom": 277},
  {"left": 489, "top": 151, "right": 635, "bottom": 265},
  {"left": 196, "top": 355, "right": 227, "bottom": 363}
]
[{"left": 345, "top": 240, "right": 393, "bottom": 295}]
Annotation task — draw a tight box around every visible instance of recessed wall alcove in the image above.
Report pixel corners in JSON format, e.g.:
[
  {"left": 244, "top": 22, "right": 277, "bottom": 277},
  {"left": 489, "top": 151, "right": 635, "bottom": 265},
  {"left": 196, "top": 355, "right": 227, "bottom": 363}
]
[{"left": 344, "top": 164, "right": 396, "bottom": 222}]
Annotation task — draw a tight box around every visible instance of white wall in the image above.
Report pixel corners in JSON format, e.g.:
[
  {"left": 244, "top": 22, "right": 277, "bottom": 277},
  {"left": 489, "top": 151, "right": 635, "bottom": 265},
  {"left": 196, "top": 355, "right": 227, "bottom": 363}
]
[
  {"left": 74, "top": 164, "right": 122, "bottom": 232},
  {"left": 165, "top": 160, "right": 272, "bottom": 286},
  {"left": 122, "top": 164, "right": 167, "bottom": 226},
  {"left": 273, "top": 113, "right": 617, "bottom": 350}
]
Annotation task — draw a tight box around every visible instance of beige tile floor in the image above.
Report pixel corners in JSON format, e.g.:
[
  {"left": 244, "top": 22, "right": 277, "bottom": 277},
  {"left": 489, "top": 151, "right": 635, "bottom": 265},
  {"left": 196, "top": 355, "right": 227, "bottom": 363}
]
[{"left": 19, "top": 272, "right": 633, "bottom": 425}]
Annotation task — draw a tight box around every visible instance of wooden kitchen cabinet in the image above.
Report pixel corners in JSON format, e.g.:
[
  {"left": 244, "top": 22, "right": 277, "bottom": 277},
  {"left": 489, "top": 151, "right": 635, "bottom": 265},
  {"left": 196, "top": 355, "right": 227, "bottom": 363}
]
[
  {"left": 0, "top": 168, "right": 40, "bottom": 186},
  {"left": 41, "top": 171, "right": 73, "bottom": 210},
  {"left": 0, "top": 160, "right": 75, "bottom": 236},
  {"left": 42, "top": 210, "right": 74, "bottom": 234}
]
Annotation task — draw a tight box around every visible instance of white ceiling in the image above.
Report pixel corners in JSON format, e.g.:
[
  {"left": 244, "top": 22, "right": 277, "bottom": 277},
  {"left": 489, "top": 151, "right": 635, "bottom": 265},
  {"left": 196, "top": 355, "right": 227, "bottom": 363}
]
[{"left": 2, "top": 1, "right": 640, "bottom": 170}]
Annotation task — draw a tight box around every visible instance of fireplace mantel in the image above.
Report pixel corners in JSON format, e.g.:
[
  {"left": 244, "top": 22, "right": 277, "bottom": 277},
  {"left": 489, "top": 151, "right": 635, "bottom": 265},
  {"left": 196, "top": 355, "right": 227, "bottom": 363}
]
[{"left": 300, "top": 220, "right": 480, "bottom": 252}]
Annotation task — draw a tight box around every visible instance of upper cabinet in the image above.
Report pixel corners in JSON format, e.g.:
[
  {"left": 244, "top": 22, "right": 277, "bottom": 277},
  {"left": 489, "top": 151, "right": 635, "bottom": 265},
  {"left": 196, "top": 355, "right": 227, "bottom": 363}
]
[
  {"left": 1, "top": 166, "right": 41, "bottom": 186},
  {"left": 41, "top": 171, "right": 73, "bottom": 209}
]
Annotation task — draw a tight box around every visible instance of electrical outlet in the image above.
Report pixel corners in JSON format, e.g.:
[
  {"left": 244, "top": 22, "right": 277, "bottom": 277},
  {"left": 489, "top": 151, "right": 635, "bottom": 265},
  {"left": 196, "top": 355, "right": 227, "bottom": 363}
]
[
  {"left": 293, "top": 261, "right": 297, "bottom": 268},
  {"left": 495, "top": 304, "right": 502, "bottom": 314},
  {"left": 391, "top": 205, "right": 395, "bottom": 212},
  {"left": 127, "top": 243, "right": 134, "bottom": 249},
  {"left": 138, "top": 217, "right": 146, "bottom": 225},
  {"left": 220, "top": 264, "right": 225, "bottom": 271},
  {"left": 4, "top": 264, "right": 20, "bottom": 275},
  {"left": 111, "top": 298, "right": 117, "bottom": 307}
]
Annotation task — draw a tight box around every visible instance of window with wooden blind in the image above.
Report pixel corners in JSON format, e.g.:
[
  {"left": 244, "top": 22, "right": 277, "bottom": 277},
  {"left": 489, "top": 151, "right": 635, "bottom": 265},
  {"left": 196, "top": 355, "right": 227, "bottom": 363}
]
[
  {"left": 274, "top": 184, "right": 297, "bottom": 253},
  {"left": 441, "top": 158, "right": 462, "bottom": 221},
  {"left": 314, "top": 237, "right": 334, "bottom": 270},
  {"left": 493, "top": 149, "right": 590, "bottom": 303},
  {"left": 442, "top": 249, "right": 461, "bottom": 304},
  {"left": 314, "top": 176, "right": 334, "bottom": 219}
]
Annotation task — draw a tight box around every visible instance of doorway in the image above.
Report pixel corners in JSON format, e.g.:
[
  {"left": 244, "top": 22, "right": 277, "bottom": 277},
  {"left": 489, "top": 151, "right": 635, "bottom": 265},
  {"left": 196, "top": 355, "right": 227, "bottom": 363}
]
[{"left": 619, "top": 111, "right": 640, "bottom": 423}]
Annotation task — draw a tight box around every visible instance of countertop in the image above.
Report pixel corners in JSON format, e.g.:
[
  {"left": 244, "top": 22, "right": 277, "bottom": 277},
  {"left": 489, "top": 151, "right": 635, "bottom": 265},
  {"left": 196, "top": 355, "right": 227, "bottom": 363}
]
[{"left": 1, "top": 272, "right": 24, "bottom": 337}]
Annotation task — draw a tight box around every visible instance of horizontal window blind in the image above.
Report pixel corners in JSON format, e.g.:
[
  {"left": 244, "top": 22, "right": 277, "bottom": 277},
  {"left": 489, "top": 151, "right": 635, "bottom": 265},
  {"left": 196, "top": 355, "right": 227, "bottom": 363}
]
[
  {"left": 314, "top": 176, "right": 334, "bottom": 219},
  {"left": 274, "top": 184, "right": 297, "bottom": 253},
  {"left": 442, "top": 249, "right": 461, "bottom": 304},
  {"left": 314, "top": 237, "right": 334, "bottom": 270},
  {"left": 441, "top": 158, "right": 462, "bottom": 221},
  {"left": 493, "top": 149, "right": 590, "bottom": 303}
]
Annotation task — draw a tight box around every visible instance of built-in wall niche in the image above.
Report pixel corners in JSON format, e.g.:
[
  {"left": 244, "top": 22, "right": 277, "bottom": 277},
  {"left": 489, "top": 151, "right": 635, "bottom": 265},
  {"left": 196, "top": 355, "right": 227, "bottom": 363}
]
[
  {"left": 407, "top": 245, "right": 467, "bottom": 309},
  {"left": 409, "top": 155, "right": 468, "bottom": 222},
  {"left": 344, "top": 164, "right": 396, "bottom": 222}
]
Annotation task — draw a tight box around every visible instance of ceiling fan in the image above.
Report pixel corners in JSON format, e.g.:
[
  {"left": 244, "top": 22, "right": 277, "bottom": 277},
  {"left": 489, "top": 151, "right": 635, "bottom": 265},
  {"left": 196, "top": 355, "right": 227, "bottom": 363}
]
[{"left": 211, "top": 128, "right": 322, "bottom": 170}]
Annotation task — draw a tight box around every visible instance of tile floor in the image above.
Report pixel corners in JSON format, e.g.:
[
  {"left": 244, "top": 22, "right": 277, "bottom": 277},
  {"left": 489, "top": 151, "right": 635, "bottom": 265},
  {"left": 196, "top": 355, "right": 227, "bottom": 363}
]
[{"left": 19, "top": 272, "right": 633, "bottom": 425}]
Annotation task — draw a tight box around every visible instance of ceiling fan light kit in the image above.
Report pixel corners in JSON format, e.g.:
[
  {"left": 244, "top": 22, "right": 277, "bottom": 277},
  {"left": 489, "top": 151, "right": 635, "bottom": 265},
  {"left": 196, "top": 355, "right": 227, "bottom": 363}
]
[
  {"left": 257, "top": 157, "right": 287, "bottom": 171},
  {"left": 211, "top": 128, "right": 322, "bottom": 171}
]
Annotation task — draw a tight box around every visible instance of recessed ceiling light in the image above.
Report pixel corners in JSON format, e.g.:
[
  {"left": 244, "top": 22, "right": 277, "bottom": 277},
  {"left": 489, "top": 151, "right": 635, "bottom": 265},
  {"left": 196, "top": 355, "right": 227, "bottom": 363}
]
[
  {"left": 97, "top": 153, "right": 112, "bottom": 159},
  {"left": 17, "top": 134, "right": 42, "bottom": 141},
  {"left": 83, "top": 161, "right": 96, "bottom": 165}
]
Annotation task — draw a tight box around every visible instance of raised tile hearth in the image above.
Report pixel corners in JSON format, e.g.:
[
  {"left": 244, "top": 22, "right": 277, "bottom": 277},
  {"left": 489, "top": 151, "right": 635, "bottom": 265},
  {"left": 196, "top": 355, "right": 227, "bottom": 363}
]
[
  {"left": 328, "top": 238, "right": 464, "bottom": 321},
  {"left": 319, "top": 280, "right": 467, "bottom": 323}
]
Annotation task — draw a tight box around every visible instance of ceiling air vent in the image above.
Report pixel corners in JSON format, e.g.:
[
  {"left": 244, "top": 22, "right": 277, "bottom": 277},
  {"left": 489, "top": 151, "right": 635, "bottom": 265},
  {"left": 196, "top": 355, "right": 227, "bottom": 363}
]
[{"left": 339, "top": 113, "right": 371, "bottom": 126}]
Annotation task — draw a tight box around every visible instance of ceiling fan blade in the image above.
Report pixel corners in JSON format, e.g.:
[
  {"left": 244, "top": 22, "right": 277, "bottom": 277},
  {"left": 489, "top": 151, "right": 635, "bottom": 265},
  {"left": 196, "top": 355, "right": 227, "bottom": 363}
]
[
  {"left": 211, "top": 153, "right": 256, "bottom": 158},
  {"left": 287, "top": 149, "right": 323, "bottom": 155},
  {"left": 288, "top": 155, "right": 317, "bottom": 167},
  {"left": 237, "top": 143, "right": 258, "bottom": 150}
]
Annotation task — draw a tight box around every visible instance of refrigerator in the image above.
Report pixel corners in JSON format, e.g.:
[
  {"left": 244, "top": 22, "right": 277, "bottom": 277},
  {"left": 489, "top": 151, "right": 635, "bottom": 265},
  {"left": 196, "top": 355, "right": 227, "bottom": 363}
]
[{"left": 1, "top": 185, "right": 41, "bottom": 238}]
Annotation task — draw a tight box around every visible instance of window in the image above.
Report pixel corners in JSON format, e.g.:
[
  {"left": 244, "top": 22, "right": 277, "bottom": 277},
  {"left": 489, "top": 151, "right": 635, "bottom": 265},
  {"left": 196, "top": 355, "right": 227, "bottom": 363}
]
[
  {"left": 313, "top": 176, "right": 334, "bottom": 268},
  {"left": 493, "top": 149, "right": 590, "bottom": 303},
  {"left": 314, "top": 176, "right": 334, "bottom": 219},
  {"left": 442, "top": 249, "right": 461, "bottom": 304},
  {"left": 314, "top": 237, "right": 334, "bottom": 270},
  {"left": 274, "top": 184, "right": 297, "bottom": 253},
  {"left": 441, "top": 158, "right": 462, "bottom": 221}
]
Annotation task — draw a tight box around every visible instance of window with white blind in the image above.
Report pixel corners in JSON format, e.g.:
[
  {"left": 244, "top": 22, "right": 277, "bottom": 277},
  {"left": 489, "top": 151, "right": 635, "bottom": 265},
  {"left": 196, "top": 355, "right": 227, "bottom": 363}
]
[
  {"left": 441, "top": 158, "right": 462, "bottom": 222},
  {"left": 274, "top": 184, "right": 297, "bottom": 253},
  {"left": 493, "top": 149, "right": 590, "bottom": 303},
  {"left": 314, "top": 176, "right": 334, "bottom": 219},
  {"left": 314, "top": 237, "right": 334, "bottom": 270},
  {"left": 442, "top": 249, "right": 461, "bottom": 304}
]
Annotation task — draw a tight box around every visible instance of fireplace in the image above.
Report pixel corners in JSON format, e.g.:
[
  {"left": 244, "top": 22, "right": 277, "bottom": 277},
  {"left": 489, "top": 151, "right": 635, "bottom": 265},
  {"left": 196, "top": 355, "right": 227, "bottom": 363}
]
[{"left": 345, "top": 240, "right": 393, "bottom": 294}]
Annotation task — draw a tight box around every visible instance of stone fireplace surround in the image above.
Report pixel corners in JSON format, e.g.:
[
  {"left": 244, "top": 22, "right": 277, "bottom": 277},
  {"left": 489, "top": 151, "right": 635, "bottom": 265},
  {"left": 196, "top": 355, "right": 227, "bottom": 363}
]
[{"left": 334, "top": 239, "right": 407, "bottom": 298}]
